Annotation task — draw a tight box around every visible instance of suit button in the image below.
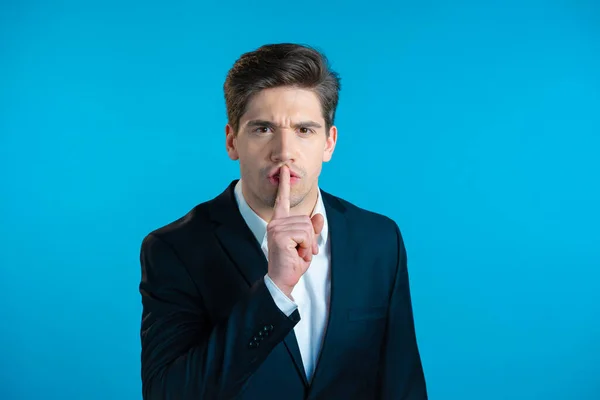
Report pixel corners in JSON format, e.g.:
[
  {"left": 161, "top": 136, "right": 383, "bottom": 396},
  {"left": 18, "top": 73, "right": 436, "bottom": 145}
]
[
  {"left": 290, "top": 310, "right": 300, "bottom": 323},
  {"left": 258, "top": 331, "right": 264, "bottom": 337},
  {"left": 249, "top": 341, "right": 258, "bottom": 349},
  {"left": 266, "top": 324, "right": 274, "bottom": 332}
]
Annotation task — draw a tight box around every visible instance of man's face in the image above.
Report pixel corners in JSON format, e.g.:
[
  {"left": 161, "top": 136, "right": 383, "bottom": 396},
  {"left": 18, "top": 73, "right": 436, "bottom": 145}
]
[{"left": 226, "top": 86, "right": 337, "bottom": 214}]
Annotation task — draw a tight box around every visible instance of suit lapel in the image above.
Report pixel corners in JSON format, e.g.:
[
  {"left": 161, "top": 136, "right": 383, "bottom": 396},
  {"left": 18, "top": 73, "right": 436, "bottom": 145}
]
[
  {"left": 208, "top": 180, "right": 309, "bottom": 387},
  {"left": 308, "top": 190, "right": 354, "bottom": 394},
  {"left": 209, "top": 180, "right": 266, "bottom": 286}
]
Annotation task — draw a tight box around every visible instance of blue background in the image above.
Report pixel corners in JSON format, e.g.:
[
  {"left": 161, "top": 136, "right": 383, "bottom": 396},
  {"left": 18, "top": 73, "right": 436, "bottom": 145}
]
[{"left": 1, "top": 0, "right": 599, "bottom": 399}]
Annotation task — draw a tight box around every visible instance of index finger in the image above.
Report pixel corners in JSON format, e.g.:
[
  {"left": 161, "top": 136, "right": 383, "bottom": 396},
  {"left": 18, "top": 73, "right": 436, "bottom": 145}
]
[{"left": 272, "top": 165, "right": 290, "bottom": 219}]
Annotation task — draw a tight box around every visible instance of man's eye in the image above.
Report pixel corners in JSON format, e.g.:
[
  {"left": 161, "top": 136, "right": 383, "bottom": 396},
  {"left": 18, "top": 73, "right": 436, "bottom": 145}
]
[
  {"left": 254, "top": 127, "right": 271, "bottom": 133},
  {"left": 298, "top": 127, "right": 312, "bottom": 135}
]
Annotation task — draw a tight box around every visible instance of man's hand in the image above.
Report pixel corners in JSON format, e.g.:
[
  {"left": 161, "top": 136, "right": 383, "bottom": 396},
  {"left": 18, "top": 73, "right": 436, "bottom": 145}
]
[{"left": 266, "top": 165, "right": 324, "bottom": 298}]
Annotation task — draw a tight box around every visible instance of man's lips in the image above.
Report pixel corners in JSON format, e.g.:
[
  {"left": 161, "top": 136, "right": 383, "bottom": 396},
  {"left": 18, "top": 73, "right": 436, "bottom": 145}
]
[
  {"left": 269, "top": 168, "right": 300, "bottom": 179},
  {"left": 272, "top": 172, "right": 300, "bottom": 179},
  {"left": 269, "top": 175, "right": 300, "bottom": 185},
  {"left": 268, "top": 167, "right": 301, "bottom": 185}
]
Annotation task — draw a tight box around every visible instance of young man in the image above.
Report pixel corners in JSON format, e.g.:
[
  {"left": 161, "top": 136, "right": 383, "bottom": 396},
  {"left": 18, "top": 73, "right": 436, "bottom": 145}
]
[{"left": 139, "top": 43, "right": 427, "bottom": 399}]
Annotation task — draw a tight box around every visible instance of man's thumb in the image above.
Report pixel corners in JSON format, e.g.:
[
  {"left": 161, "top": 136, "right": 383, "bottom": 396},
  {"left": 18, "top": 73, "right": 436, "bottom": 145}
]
[{"left": 311, "top": 213, "right": 325, "bottom": 235}]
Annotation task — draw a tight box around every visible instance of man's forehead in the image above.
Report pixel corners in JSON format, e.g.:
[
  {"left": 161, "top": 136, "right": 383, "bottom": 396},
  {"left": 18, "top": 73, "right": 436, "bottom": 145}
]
[
  {"left": 244, "top": 118, "right": 324, "bottom": 129},
  {"left": 241, "top": 91, "right": 325, "bottom": 127},
  {"left": 241, "top": 114, "right": 324, "bottom": 126},
  {"left": 245, "top": 87, "right": 320, "bottom": 109}
]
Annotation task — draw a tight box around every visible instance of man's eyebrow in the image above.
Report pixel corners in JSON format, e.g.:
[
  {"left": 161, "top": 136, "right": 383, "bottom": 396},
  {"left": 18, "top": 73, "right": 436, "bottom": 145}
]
[
  {"left": 246, "top": 119, "right": 276, "bottom": 128},
  {"left": 293, "top": 121, "right": 322, "bottom": 129},
  {"left": 245, "top": 119, "right": 323, "bottom": 129}
]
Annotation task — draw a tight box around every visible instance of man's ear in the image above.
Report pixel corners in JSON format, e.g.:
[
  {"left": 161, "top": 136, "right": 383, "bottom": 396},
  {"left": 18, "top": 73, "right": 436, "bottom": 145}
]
[
  {"left": 322, "top": 125, "right": 337, "bottom": 162},
  {"left": 225, "top": 124, "right": 239, "bottom": 160}
]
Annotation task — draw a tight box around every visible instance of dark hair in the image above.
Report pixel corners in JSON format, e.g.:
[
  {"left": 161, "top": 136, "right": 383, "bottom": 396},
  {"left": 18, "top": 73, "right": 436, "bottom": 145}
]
[{"left": 223, "top": 43, "right": 341, "bottom": 135}]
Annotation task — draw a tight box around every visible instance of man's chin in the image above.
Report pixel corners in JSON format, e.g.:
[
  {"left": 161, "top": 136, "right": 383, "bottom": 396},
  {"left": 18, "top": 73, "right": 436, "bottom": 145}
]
[{"left": 257, "top": 180, "right": 311, "bottom": 208}]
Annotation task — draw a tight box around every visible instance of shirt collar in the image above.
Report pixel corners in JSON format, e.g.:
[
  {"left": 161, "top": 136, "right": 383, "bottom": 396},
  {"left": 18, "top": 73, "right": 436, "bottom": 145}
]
[{"left": 234, "top": 179, "right": 329, "bottom": 249}]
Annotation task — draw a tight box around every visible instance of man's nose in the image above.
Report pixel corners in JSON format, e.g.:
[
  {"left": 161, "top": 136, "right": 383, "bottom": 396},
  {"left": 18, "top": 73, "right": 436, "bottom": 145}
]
[{"left": 270, "top": 129, "right": 296, "bottom": 163}]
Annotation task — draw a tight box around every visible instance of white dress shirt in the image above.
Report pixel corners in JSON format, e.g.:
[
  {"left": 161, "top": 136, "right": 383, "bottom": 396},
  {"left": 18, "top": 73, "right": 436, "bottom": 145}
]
[{"left": 233, "top": 179, "right": 331, "bottom": 382}]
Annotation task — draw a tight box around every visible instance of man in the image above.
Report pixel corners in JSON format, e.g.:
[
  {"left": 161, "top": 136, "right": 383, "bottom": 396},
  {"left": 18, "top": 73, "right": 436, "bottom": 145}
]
[{"left": 139, "top": 43, "right": 427, "bottom": 399}]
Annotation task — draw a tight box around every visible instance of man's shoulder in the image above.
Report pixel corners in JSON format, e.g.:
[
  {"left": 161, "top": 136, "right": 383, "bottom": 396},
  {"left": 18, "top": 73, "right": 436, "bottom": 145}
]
[
  {"left": 322, "top": 189, "right": 405, "bottom": 266},
  {"left": 141, "top": 195, "right": 220, "bottom": 250},
  {"left": 321, "top": 189, "right": 400, "bottom": 234}
]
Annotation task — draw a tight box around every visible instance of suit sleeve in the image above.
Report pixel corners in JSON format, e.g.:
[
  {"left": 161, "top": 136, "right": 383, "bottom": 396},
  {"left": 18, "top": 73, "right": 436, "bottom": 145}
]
[
  {"left": 139, "top": 233, "right": 300, "bottom": 400},
  {"left": 377, "top": 223, "right": 428, "bottom": 399}
]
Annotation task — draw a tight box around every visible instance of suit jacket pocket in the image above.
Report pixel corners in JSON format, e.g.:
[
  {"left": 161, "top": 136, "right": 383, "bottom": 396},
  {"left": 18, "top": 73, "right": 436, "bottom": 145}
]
[{"left": 347, "top": 306, "right": 388, "bottom": 321}]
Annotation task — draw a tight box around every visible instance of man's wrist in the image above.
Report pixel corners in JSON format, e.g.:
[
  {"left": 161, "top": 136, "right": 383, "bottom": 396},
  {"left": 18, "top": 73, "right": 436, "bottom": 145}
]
[
  {"left": 266, "top": 274, "right": 296, "bottom": 299},
  {"left": 263, "top": 274, "right": 297, "bottom": 317}
]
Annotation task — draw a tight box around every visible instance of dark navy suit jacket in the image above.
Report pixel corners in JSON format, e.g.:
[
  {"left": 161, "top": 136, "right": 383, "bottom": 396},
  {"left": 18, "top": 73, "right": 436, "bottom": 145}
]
[{"left": 139, "top": 180, "right": 427, "bottom": 399}]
